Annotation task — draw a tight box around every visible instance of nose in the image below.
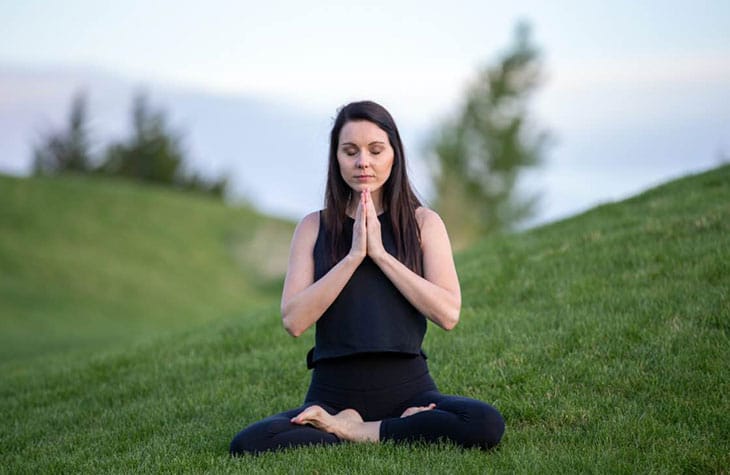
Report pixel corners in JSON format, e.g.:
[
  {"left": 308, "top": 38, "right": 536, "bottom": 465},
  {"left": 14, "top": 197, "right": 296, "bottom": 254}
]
[{"left": 355, "top": 152, "right": 370, "bottom": 169}]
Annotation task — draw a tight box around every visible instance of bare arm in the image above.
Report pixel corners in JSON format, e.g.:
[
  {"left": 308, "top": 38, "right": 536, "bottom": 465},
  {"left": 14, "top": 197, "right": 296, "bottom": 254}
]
[
  {"left": 281, "top": 199, "right": 367, "bottom": 337},
  {"left": 365, "top": 197, "right": 461, "bottom": 330}
]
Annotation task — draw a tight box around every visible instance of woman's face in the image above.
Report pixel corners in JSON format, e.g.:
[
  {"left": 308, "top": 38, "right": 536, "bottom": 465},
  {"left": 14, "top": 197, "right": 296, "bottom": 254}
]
[{"left": 337, "top": 120, "right": 395, "bottom": 197}]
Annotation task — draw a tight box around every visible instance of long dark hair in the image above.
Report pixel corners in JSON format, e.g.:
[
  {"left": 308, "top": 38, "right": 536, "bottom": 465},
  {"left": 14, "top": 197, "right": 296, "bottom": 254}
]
[{"left": 323, "top": 100, "right": 423, "bottom": 275}]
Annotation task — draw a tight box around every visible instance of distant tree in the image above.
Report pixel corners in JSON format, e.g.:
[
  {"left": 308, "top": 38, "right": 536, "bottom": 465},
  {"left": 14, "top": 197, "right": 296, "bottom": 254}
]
[
  {"left": 177, "top": 170, "right": 229, "bottom": 198},
  {"left": 429, "top": 21, "right": 549, "bottom": 247},
  {"left": 33, "top": 91, "right": 94, "bottom": 175},
  {"left": 100, "top": 92, "right": 185, "bottom": 184},
  {"left": 100, "top": 92, "right": 227, "bottom": 197}
]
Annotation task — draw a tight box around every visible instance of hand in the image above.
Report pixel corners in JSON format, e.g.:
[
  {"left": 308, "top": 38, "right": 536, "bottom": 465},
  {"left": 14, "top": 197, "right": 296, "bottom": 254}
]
[
  {"left": 400, "top": 403, "right": 436, "bottom": 418},
  {"left": 349, "top": 191, "right": 367, "bottom": 261},
  {"left": 363, "top": 188, "right": 386, "bottom": 260},
  {"left": 290, "top": 405, "right": 364, "bottom": 440}
]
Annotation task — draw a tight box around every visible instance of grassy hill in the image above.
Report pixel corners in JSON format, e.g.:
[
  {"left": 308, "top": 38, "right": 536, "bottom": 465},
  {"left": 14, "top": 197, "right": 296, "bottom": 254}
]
[
  {"left": 1, "top": 166, "right": 728, "bottom": 473},
  {"left": 0, "top": 173, "right": 293, "bottom": 367}
]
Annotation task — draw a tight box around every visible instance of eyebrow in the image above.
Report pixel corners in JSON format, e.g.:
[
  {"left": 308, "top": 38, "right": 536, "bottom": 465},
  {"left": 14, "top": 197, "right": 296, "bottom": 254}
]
[{"left": 341, "top": 141, "right": 386, "bottom": 147}]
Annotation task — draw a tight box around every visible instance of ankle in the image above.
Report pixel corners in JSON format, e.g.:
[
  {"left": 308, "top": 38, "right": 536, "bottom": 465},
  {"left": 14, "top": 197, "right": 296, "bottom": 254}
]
[{"left": 349, "top": 421, "right": 381, "bottom": 443}]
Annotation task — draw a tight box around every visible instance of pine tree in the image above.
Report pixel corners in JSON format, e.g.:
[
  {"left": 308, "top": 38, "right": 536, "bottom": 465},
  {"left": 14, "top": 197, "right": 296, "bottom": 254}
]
[
  {"left": 33, "top": 91, "right": 93, "bottom": 175},
  {"left": 100, "top": 92, "right": 228, "bottom": 197},
  {"left": 430, "top": 22, "right": 549, "bottom": 247},
  {"left": 101, "top": 92, "right": 185, "bottom": 185}
]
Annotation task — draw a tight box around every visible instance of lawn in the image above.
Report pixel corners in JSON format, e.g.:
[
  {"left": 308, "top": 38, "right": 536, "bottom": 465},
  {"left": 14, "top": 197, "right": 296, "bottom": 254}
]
[{"left": 0, "top": 173, "right": 292, "bottom": 367}]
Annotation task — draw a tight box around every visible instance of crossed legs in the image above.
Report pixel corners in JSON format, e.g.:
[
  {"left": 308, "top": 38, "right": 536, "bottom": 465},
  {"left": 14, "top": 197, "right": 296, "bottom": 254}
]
[{"left": 229, "top": 392, "right": 504, "bottom": 455}]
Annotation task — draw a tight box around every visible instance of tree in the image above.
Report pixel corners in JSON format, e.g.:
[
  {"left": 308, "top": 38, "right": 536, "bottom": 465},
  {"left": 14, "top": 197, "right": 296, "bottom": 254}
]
[
  {"left": 101, "top": 92, "right": 185, "bottom": 184},
  {"left": 100, "top": 92, "right": 228, "bottom": 197},
  {"left": 31, "top": 89, "right": 227, "bottom": 198},
  {"left": 33, "top": 91, "right": 93, "bottom": 175},
  {"left": 430, "top": 22, "right": 549, "bottom": 247}
]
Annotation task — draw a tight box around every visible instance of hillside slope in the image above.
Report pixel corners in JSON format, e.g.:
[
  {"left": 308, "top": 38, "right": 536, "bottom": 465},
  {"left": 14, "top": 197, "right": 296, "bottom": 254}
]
[
  {"left": 444, "top": 163, "right": 729, "bottom": 471},
  {"left": 1, "top": 165, "right": 728, "bottom": 473},
  {"left": 0, "top": 174, "right": 293, "bottom": 366}
]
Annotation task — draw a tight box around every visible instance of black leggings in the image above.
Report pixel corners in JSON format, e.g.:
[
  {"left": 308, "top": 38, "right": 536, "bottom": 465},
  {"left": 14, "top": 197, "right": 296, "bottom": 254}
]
[{"left": 229, "top": 353, "right": 504, "bottom": 455}]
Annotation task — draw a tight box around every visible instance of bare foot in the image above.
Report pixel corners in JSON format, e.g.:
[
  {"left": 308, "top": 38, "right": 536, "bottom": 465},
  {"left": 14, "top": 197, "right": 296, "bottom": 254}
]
[
  {"left": 291, "top": 406, "right": 379, "bottom": 442},
  {"left": 400, "top": 403, "right": 436, "bottom": 418},
  {"left": 336, "top": 408, "right": 364, "bottom": 425},
  {"left": 290, "top": 406, "right": 359, "bottom": 438}
]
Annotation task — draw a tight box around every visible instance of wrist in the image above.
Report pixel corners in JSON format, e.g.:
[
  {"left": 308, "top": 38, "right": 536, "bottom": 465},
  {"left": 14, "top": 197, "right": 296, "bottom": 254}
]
[
  {"left": 345, "top": 250, "right": 366, "bottom": 265},
  {"left": 369, "top": 248, "right": 389, "bottom": 264}
]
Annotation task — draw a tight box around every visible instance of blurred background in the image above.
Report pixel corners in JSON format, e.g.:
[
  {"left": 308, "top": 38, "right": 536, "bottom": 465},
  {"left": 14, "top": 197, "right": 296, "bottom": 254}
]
[{"left": 3, "top": 0, "right": 728, "bottom": 228}]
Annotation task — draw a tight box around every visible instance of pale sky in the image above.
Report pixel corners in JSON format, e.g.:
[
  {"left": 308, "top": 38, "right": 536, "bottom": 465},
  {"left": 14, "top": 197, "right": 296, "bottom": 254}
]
[
  {"left": 2, "top": 0, "right": 730, "bottom": 224},
  {"left": 4, "top": 1, "right": 729, "bottom": 118}
]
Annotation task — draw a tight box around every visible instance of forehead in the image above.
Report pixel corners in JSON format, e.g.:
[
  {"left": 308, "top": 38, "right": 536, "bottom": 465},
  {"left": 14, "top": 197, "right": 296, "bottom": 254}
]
[{"left": 339, "top": 120, "right": 389, "bottom": 145}]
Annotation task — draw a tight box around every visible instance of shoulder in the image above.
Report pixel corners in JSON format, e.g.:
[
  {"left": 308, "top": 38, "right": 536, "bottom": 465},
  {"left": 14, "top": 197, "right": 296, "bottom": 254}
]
[
  {"left": 299, "top": 210, "right": 321, "bottom": 229},
  {"left": 415, "top": 206, "right": 446, "bottom": 232},
  {"left": 415, "top": 207, "right": 451, "bottom": 248},
  {"left": 292, "top": 210, "right": 321, "bottom": 243}
]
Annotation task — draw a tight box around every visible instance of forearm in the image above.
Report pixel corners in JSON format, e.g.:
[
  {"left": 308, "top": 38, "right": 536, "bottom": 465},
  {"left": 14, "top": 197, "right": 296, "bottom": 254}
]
[
  {"left": 371, "top": 252, "right": 460, "bottom": 330},
  {"left": 282, "top": 253, "right": 362, "bottom": 337}
]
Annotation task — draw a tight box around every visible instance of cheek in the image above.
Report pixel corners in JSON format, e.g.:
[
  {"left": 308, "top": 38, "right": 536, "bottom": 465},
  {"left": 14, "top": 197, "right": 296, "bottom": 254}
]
[
  {"left": 336, "top": 155, "right": 348, "bottom": 173},
  {"left": 382, "top": 155, "right": 395, "bottom": 177}
]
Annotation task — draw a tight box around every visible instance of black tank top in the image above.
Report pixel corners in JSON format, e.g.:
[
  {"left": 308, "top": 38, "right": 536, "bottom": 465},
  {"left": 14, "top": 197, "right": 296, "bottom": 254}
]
[{"left": 307, "top": 210, "right": 427, "bottom": 368}]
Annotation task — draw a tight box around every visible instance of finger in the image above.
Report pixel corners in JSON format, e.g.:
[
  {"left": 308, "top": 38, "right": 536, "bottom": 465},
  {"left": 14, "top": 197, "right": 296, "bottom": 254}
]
[
  {"left": 354, "top": 194, "right": 363, "bottom": 220},
  {"left": 353, "top": 193, "right": 365, "bottom": 226},
  {"left": 365, "top": 189, "right": 377, "bottom": 215},
  {"left": 356, "top": 202, "right": 366, "bottom": 235},
  {"left": 364, "top": 198, "right": 373, "bottom": 221}
]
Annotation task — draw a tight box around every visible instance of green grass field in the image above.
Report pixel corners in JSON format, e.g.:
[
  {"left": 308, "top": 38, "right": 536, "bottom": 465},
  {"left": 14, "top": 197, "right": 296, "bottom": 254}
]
[
  {"left": 0, "top": 174, "right": 292, "bottom": 368},
  {"left": 1, "top": 167, "right": 728, "bottom": 473}
]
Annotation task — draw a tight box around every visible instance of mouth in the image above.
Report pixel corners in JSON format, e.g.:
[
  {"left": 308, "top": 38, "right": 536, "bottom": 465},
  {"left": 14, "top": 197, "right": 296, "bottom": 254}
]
[{"left": 354, "top": 175, "right": 374, "bottom": 180}]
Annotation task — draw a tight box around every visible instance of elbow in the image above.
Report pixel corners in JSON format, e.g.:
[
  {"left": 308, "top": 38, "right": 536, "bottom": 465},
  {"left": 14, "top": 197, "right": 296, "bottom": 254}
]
[
  {"left": 441, "top": 310, "right": 460, "bottom": 331},
  {"left": 281, "top": 304, "right": 304, "bottom": 338},
  {"left": 431, "top": 307, "right": 460, "bottom": 331},
  {"left": 281, "top": 298, "right": 316, "bottom": 338},
  {"left": 282, "top": 315, "right": 304, "bottom": 338},
  {"left": 439, "top": 297, "right": 461, "bottom": 331}
]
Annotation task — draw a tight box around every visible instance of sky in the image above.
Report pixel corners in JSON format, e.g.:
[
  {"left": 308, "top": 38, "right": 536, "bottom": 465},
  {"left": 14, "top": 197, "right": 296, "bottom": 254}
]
[{"left": 2, "top": 0, "right": 729, "bottom": 225}]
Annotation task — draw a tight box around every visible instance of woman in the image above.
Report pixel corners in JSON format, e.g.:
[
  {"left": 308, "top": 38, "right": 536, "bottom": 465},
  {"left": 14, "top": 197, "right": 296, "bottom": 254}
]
[{"left": 229, "top": 100, "right": 504, "bottom": 455}]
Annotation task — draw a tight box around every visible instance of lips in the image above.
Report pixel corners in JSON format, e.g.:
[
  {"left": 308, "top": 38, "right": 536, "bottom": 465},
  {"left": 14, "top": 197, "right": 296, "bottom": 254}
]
[{"left": 354, "top": 175, "right": 374, "bottom": 181}]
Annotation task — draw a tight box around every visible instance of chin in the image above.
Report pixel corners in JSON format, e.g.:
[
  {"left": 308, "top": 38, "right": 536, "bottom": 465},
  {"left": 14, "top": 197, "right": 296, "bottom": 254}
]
[{"left": 353, "top": 183, "right": 383, "bottom": 192}]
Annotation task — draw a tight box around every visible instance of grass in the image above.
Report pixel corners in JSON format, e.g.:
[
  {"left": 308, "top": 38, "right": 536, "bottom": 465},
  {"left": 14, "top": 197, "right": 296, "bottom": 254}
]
[
  {"left": 0, "top": 173, "right": 292, "bottom": 368},
  {"left": 1, "top": 166, "right": 728, "bottom": 473}
]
